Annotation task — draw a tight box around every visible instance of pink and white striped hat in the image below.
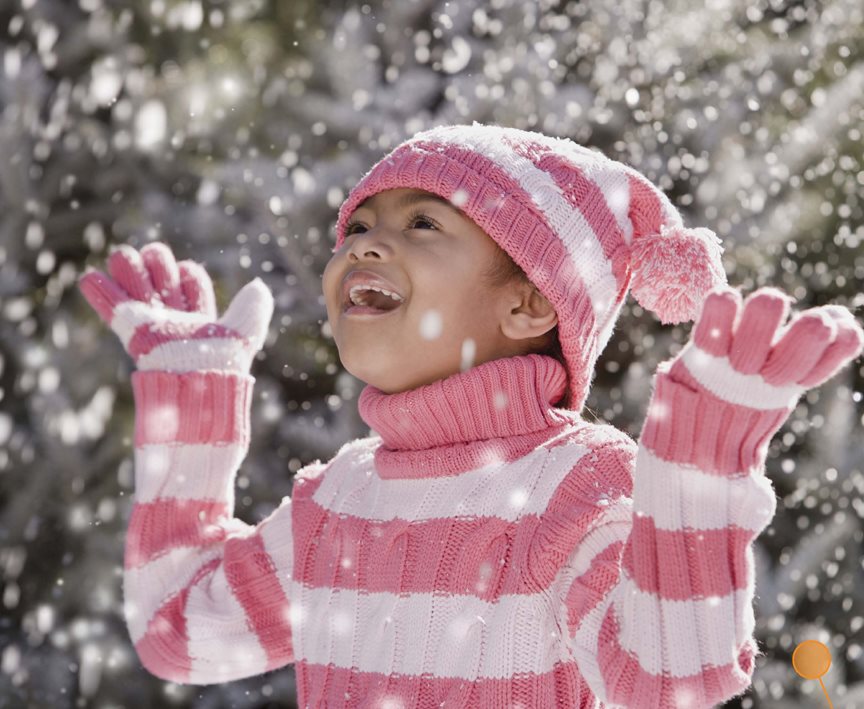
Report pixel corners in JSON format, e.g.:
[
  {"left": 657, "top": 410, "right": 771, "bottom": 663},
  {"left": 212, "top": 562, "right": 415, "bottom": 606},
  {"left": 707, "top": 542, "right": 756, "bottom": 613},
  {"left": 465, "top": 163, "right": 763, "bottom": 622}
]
[{"left": 332, "top": 122, "right": 727, "bottom": 412}]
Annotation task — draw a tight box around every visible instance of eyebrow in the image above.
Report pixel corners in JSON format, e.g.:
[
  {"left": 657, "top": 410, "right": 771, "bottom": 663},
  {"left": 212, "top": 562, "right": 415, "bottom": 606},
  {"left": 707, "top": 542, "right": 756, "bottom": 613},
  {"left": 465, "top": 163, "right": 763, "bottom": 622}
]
[{"left": 356, "top": 191, "right": 467, "bottom": 218}]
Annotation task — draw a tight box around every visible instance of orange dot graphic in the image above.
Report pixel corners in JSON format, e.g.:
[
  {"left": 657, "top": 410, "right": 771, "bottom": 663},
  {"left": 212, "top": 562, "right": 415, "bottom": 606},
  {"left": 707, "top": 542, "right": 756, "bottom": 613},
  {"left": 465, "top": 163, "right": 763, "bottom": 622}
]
[
  {"left": 793, "top": 640, "right": 831, "bottom": 679},
  {"left": 792, "top": 640, "right": 834, "bottom": 709}
]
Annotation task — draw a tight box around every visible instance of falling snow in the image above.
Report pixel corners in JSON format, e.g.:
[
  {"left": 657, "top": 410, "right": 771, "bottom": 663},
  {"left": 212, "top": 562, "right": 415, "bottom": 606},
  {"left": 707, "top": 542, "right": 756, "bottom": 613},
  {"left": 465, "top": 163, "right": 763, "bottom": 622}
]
[{"left": 1, "top": 0, "right": 863, "bottom": 707}]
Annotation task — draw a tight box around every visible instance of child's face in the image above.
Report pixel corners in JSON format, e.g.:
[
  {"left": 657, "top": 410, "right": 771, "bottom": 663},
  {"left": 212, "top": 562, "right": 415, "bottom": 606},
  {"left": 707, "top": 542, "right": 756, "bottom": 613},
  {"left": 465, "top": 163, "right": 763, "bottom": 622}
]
[{"left": 323, "top": 188, "right": 556, "bottom": 394}]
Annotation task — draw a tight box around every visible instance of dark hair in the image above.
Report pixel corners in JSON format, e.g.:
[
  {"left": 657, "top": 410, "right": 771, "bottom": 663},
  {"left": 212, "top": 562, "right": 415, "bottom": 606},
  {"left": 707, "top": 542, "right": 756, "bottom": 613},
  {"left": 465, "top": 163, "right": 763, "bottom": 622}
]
[{"left": 482, "top": 247, "right": 566, "bottom": 369}]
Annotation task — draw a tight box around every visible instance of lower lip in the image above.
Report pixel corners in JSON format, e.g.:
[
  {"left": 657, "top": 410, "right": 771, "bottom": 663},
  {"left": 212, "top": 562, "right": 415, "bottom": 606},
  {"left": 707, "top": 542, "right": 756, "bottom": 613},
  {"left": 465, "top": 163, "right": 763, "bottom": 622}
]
[{"left": 343, "top": 303, "right": 403, "bottom": 317}]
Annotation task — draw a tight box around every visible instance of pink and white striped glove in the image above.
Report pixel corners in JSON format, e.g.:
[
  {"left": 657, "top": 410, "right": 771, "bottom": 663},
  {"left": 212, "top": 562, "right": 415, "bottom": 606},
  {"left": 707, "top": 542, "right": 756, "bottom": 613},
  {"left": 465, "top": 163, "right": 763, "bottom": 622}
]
[
  {"left": 77, "top": 242, "right": 274, "bottom": 374},
  {"left": 643, "top": 285, "right": 864, "bottom": 475}
]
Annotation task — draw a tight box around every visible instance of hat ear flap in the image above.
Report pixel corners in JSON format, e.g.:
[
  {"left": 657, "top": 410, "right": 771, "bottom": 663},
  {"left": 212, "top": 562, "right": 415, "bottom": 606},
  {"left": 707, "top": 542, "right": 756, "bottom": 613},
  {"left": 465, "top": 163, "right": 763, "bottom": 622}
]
[{"left": 629, "top": 223, "right": 727, "bottom": 325}]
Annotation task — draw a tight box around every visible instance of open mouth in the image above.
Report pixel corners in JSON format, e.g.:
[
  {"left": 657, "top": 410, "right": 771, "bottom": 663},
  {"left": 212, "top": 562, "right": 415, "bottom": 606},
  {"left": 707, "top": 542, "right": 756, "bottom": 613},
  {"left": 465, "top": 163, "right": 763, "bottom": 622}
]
[
  {"left": 344, "top": 303, "right": 403, "bottom": 316},
  {"left": 342, "top": 285, "right": 406, "bottom": 317}
]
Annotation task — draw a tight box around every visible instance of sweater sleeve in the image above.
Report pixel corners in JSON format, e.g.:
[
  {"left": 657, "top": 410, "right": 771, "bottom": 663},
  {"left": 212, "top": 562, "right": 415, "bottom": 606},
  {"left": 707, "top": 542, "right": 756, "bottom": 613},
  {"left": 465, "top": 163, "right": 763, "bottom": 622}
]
[
  {"left": 560, "top": 372, "right": 779, "bottom": 708},
  {"left": 124, "top": 369, "right": 298, "bottom": 685}
]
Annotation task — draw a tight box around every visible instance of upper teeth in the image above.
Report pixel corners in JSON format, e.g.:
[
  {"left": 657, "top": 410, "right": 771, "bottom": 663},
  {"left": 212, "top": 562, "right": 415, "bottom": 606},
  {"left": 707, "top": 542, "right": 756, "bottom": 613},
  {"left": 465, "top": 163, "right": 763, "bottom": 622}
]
[{"left": 349, "top": 285, "right": 405, "bottom": 306}]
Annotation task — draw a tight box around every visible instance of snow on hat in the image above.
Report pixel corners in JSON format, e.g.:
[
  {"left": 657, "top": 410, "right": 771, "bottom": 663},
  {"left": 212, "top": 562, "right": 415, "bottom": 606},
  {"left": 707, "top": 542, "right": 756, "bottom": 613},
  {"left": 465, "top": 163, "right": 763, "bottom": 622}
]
[{"left": 332, "top": 122, "right": 727, "bottom": 413}]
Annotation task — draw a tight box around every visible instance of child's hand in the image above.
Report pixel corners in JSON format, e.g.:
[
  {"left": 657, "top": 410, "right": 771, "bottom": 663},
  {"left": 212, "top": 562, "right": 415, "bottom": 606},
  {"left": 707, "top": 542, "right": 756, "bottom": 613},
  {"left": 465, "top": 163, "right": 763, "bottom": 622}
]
[
  {"left": 78, "top": 242, "right": 274, "bottom": 373},
  {"left": 661, "top": 285, "right": 864, "bottom": 411}
]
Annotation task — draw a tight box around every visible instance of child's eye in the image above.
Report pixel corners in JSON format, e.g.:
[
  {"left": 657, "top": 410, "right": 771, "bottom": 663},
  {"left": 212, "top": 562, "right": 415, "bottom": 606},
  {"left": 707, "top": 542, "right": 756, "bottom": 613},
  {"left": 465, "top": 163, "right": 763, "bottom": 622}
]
[
  {"left": 408, "top": 213, "right": 437, "bottom": 230},
  {"left": 344, "top": 212, "right": 439, "bottom": 236}
]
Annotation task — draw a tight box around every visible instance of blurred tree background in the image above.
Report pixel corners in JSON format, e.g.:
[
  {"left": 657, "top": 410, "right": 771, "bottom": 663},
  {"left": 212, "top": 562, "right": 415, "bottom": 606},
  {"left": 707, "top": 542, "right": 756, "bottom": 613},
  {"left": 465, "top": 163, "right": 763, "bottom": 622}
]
[{"left": 0, "top": 0, "right": 863, "bottom": 706}]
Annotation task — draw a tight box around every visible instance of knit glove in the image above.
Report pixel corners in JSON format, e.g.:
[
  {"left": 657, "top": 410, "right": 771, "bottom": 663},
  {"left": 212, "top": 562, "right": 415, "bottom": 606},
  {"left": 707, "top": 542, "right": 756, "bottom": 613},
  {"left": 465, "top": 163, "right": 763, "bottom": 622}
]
[
  {"left": 77, "top": 242, "right": 273, "bottom": 374},
  {"left": 642, "top": 284, "right": 864, "bottom": 475}
]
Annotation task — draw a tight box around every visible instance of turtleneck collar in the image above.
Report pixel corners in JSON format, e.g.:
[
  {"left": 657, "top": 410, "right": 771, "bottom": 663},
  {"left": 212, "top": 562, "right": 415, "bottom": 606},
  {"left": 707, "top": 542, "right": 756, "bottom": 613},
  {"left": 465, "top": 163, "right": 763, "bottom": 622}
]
[{"left": 357, "top": 354, "right": 579, "bottom": 480}]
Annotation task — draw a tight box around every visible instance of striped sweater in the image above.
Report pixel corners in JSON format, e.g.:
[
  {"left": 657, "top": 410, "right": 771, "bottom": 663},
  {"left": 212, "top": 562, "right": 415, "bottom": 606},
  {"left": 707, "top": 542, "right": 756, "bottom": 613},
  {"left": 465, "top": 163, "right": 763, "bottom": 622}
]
[{"left": 126, "top": 352, "right": 777, "bottom": 708}]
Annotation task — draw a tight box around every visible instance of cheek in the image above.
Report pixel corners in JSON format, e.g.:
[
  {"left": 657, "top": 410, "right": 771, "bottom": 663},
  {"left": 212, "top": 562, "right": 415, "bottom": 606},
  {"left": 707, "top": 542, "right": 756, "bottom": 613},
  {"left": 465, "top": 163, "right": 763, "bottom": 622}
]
[
  {"left": 323, "top": 255, "right": 337, "bottom": 275},
  {"left": 415, "top": 291, "right": 480, "bottom": 334},
  {"left": 322, "top": 258, "right": 340, "bottom": 294}
]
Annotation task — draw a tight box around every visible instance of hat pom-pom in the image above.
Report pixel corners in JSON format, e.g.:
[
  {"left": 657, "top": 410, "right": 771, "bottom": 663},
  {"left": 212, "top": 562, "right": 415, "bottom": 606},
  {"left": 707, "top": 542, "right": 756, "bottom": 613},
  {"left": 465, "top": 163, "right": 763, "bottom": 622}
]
[{"left": 629, "top": 223, "right": 727, "bottom": 324}]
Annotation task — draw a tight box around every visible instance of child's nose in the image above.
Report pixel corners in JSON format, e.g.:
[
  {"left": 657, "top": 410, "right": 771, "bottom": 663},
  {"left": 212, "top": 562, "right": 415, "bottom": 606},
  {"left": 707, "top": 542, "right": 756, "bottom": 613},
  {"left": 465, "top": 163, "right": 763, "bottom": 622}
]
[{"left": 346, "top": 226, "right": 396, "bottom": 259}]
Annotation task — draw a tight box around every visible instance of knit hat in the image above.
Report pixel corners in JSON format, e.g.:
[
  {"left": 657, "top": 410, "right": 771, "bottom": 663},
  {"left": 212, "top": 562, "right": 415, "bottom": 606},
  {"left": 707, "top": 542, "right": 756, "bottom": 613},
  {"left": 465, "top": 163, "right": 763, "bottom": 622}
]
[{"left": 331, "top": 122, "right": 727, "bottom": 413}]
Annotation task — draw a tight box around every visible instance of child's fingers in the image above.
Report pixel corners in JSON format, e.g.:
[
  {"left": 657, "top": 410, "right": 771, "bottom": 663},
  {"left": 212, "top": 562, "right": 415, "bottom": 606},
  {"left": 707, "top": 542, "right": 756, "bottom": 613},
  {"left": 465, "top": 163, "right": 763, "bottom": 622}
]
[
  {"left": 220, "top": 278, "right": 274, "bottom": 349},
  {"left": 178, "top": 260, "right": 217, "bottom": 319},
  {"left": 761, "top": 310, "right": 836, "bottom": 386},
  {"left": 692, "top": 287, "right": 740, "bottom": 357},
  {"left": 78, "top": 268, "right": 131, "bottom": 324},
  {"left": 141, "top": 243, "right": 186, "bottom": 311},
  {"left": 728, "top": 287, "right": 792, "bottom": 374},
  {"left": 796, "top": 307, "right": 864, "bottom": 388},
  {"left": 107, "top": 245, "right": 155, "bottom": 303}
]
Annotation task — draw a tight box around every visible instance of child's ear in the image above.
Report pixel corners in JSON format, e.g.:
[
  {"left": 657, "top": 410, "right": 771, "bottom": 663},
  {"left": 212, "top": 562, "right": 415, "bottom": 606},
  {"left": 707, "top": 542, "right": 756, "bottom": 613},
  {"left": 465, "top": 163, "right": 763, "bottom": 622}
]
[{"left": 501, "top": 286, "right": 557, "bottom": 341}]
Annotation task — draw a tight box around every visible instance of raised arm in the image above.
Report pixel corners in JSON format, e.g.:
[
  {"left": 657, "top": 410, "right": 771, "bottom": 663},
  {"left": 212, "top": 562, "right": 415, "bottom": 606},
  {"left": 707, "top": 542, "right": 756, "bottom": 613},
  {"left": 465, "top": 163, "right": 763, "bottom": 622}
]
[
  {"left": 79, "top": 243, "right": 296, "bottom": 684},
  {"left": 559, "top": 285, "right": 863, "bottom": 708}
]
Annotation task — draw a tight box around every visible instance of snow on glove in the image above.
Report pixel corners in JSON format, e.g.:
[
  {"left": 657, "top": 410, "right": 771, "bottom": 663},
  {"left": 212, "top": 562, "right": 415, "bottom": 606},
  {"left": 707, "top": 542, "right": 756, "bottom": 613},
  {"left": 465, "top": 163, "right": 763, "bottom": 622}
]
[
  {"left": 77, "top": 242, "right": 274, "bottom": 374},
  {"left": 642, "top": 284, "right": 864, "bottom": 475}
]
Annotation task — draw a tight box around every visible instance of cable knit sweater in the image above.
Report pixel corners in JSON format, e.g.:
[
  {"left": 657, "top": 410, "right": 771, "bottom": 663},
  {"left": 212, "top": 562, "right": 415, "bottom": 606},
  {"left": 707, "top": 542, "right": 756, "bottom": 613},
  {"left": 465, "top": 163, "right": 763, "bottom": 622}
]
[{"left": 125, "top": 353, "right": 777, "bottom": 708}]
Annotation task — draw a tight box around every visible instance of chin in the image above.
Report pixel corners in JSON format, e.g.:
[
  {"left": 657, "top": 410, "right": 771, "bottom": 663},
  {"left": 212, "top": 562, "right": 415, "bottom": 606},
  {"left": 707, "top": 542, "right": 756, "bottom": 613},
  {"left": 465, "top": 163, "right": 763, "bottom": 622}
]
[
  {"left": 354, "top": 366, "right": 429, "bottom": 395},
  {"left": 340, "top": 357, "right": 395, "bottom": 391},
  {"left": 339, "top": 349, "right": 455, "bottom": 394}
]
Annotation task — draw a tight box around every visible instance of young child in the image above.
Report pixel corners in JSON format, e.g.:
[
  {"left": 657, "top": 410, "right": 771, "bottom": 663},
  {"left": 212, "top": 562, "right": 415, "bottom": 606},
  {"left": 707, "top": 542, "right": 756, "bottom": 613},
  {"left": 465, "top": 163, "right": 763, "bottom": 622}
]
[{"left": 78, "top": 123, "right": 863, "bottom": 708}]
